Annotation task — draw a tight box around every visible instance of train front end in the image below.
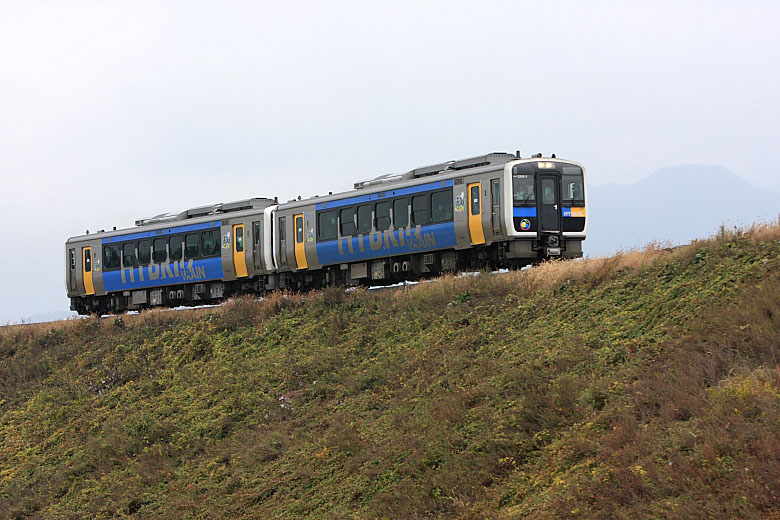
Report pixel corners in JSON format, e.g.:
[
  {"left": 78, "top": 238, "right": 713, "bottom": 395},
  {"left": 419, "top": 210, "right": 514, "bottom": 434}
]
[{"left": 505, "top": 157, "right": 587, "bottom": 260}]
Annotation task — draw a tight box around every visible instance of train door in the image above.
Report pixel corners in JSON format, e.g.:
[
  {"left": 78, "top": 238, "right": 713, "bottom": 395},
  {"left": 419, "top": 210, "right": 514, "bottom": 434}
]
[
  {"left": 293, "top": 213, "right": 308, "bottom": 269},
  {"left": 537, "top": 174, "right": 561, "bottom": 232},
  {"left": 82, "top": 246, "right": 95, "bottom": 295},
  {"left": 68, "top": 248, "right": 77, "bottom": 293},
  {"left": 233, "top": 224, "right": 248, "bottom": 278},
  {"left": 467, "top": 182, "right": 486, "bottom": 245},
  {"left": 278, "top": 217, "right": 288, "bottom": 268},
  {"left": 252, "top": 221, "right": 263, "bottom": 271},
  {"left": 490, "top": 178, "right": 501, "bottom": 235}
]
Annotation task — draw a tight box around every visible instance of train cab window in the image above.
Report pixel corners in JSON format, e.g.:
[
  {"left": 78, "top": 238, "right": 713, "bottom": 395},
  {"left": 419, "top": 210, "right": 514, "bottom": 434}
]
[
  {"left": 153, "top": 238, "right": 167, "bottom": 263},
  {"left": 393, "top": 198, "right": 408, "bottom": 228},
  {"left": 138, "top": 240, "right": 151, "bottom": 265},
  {"left": 375, "top": 201, "right": 391, "bottom": 231},
  {"left": 279, "top": 217, "right": 286, "bottom": 241},
  {"left": 169, "top": 235, "right": 183, "bottom": 261},
  {"left": 412, "top": 194, "right": 429, "bottom": 226},
  {"left": 512, "top": 174, "right": 535, "bottom": 204},
  {"left": 492, "top": 179, "right": 500, "bottom": 206},
  {"left": 69, "top": 249, "right": 76, "bottom": 270},
  {"left": 542, "top": 180, "right": 555, "bottom": 204},
  {"left": 103, "top": 244, "right": 121, "bottom": 269},
  {"left": 123, "top": 242, "right": 137, "bottom": 267},
  {"left": 340, "top": 207, "right": 355, "bottom": 236},
  {"left": 431, "top": 191, "right": 453, "bottom": 222},
  {"left": 357, "top": 204, "right": 372, "bottom": 234},
  {"left": 185, "top": 234, "right": 199, "bottom": 259},
  {"left": 201, "top": 229, "right": 220, "bottom": 257},
  {"left": 561, "top": 166, "right": 585, "bottom": 205},
  {"left": 317, "top": 210, "right": 338, "bottom": 241},
  {"left": 84, "top": 249, "right": 91, "bottom": 272}
]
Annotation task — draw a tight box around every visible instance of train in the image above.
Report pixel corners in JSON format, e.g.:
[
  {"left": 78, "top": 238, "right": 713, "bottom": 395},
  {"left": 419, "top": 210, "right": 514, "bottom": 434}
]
[{"left": 65, "top": 152, "right": 587, "bottom": 315}]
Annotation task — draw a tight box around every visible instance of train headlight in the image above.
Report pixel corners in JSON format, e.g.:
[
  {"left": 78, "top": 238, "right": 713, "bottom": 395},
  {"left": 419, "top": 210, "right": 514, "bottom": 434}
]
[{"left": 537, "top": 162, "right": 554, "bottom": 169}]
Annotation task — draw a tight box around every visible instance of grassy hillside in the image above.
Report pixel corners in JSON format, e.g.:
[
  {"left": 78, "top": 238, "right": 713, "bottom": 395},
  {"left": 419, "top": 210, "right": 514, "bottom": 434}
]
[{"left": 2, "top": 225, "right": 780, "bottom": 519}]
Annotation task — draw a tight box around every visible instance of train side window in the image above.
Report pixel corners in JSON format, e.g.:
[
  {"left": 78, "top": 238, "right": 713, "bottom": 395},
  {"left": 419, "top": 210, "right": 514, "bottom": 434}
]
[
  {"left": 235, "top": 226, "right": 244, "bottom": 252},
  {"left": 317, "top": 210, "right": 338, "bottom": 241},
  {"left": 138, "top": 240, "right": 151, "bottom": 265},
  {"left": 295, "top": 218, "right": 303, "bottom": 243},
  {"left": 69, "top": 249, "right": 76, "bottom": 270},
  {"left": 393, "top": 198, "right": 408, "bottom": 228},
  {"left": 84, "top": 249, "right": 92, "bottom": 272},
  {"left": 470, "top": 185, "right": 480, "bottom": 214},
  {"left": 357, "top": 204, "right": 372, "bottom": 234},
  {"left": 253, "top": 222, "right": 261, "bottom": 249},
  {"left": 412, "top": 194, "right": 429, "bottom": 226},
  {"left": 103, "top": 244, "right": 121, "bottom": 269},
  {"left": 153, "top": 238, "right": 167, "bottom": 263},
  {"left": 340, "top": 207, "right": 355, "bottom": 236},
  {"left": 169, "top": 235, "right": 183, "bottom": 261},
  {"left": 375, "top": 201, "right": 391, "bottom": 231},
  {"left": 431, "top": 191, "right": 453, "bottom": 222},
  {"left": 185, "top": 234, "right": 199, "bottom": 259},
  {"left": 123, "top": 242, "right": 137, "bottom": 267},
  {"left": 491, "top": 179, "right": 500, "bottom": 206},
  {"left": 201, "top": 229, "right": 220, "bottom": 257}
]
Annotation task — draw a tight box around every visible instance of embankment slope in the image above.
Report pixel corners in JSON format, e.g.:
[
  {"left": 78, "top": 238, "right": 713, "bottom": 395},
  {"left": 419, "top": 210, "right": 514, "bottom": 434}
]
[{"left": 2, "top": 226, "right": 779, "bottom": 519}]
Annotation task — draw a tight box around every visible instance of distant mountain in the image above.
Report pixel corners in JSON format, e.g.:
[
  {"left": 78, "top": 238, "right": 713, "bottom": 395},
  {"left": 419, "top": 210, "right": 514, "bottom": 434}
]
[{"left": 585, "top": 165, "right": 780, "bottom": 256}]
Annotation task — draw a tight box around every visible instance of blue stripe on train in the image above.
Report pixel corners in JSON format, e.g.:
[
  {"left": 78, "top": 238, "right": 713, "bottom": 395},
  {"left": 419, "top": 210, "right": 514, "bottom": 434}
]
[
  {"left": 101, "top": 221, "right": 221, "bottom": 244},
  {"left": 316, "top": 222, "right": 457, "bottom": 265},
  {"left": 315, "top": 180, "right": 454, "bottom": 211},
  {"left": 513, "top": 207, "right": 537, "bottom": 217},
  {"left": 102, "top": 257, "right": 224, "bottom": 292}
]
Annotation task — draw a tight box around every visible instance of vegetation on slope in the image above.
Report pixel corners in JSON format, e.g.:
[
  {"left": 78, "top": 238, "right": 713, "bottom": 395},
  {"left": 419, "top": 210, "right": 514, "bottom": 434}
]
[{"left": 1, "top": 225, "right": 779, "bottom": 519}]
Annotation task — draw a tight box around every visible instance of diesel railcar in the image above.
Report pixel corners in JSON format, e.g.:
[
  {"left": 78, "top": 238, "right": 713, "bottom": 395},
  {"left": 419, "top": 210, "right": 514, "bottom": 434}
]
[{"left": 66, "top": 152, "right": 586, "bottom": 314}]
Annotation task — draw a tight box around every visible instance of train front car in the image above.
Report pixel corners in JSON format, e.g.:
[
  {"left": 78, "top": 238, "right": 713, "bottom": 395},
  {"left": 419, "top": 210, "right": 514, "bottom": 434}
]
[{"left": 505, "top": 157, "right": 586, "bottom": 262}]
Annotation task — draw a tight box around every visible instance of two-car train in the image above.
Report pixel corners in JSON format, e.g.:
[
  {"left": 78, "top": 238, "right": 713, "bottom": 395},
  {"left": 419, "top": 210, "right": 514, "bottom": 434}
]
[{"left": 65, "top": 152, "right": 587, "bottom": 315}]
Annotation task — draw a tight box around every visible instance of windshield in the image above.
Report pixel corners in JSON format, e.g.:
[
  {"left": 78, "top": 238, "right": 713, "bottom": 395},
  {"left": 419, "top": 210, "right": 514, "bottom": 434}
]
[
  {"left": 512, "top": 173, "right": 535, "bottom": 204},
  {"left": 560, "top": 166, "right": 585, "bottom": 205}
]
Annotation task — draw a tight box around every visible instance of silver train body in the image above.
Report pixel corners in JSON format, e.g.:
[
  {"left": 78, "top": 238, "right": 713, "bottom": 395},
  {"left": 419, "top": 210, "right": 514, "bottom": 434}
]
[{"left": 65, "top": 152, "right": 586, "bottom": 314}]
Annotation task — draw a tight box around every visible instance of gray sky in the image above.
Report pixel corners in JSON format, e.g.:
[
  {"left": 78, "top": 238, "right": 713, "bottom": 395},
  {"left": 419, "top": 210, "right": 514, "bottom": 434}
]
[{"left": 1, "top": 1, "right": 779, "bottom": 322}]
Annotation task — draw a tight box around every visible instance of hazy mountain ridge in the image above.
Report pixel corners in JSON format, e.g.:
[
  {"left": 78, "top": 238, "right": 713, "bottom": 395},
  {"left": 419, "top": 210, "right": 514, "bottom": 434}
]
[{"left": 586, "top": 164, "right": 780, "bottom": 256}]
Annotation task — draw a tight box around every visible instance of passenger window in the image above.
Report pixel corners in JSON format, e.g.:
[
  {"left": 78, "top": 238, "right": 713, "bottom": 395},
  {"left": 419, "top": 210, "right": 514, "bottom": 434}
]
[
  {"left": 123, "top": 242, "right": 137, "bottom": 267},
  {"left": 357, "top": 205, "right": 372, "bottom": 234},
  {"left": 431, "top": 191, "right": 453, "bottom": 222},
  {"left": 103, "top": 244, "right": 121, "bottom": 269},
  {"left": 201, "top": 229, "right": 219, "bottom": 257},
  {"left": 153, "top": 238, "right": 167, "bottom": 263},
  {"left": 340, "top": 207, "right": 355, "bottom": 236},
  {"left": 412, "top": 194, "right": 429, "bottom": 225},
  {"left": 185, "top": 233, "right": 199, "bottom": 259},
  {"left": 170, "top": 235, "right": 183, "bottom": 261},
  {"left": 393, "top": 198, "right": 408, "bottom": 228},
  {"left": 84, "top": 249, "right": 91, "bottom": 272},
  {"left": 470, "top": 186, "right": 480, "bottom": 215},
  {"left": 69, "top": 249, "right": 75, "bottom": 270},
  {"left": 138, "top": 240, "right": 151, "bottom": 265},
  {"left": 235, "top": 227, "right": 244, "bottom": 253},
  {"left": 317, "top": 210, "right": 338, "bottom": 241},
  {"left": 375, "top": 201, "right": 391, "bottom": 231}
]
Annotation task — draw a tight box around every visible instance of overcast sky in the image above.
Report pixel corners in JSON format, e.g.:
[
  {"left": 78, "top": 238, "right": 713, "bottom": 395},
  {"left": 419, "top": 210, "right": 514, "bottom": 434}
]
[{"left": 1, "top": 1, "right": 779, "bottom": 322}]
